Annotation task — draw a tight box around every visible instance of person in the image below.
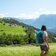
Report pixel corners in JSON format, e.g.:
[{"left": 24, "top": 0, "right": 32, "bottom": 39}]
[{"left": 35, "top": 25, "right": 49, "bottom": 56}]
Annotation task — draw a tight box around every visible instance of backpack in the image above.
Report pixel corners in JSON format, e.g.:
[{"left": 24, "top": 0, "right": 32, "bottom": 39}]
[{"left": 36, "top": 30, "right": 44, "bottom": 44}]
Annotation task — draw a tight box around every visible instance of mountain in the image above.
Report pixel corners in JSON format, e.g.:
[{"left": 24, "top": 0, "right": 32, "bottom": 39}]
[
  {"left": 3, "top": 15, "right": 56, "bottom": 34},
  {"left": 36, "top": 14, "right": 56, "bottom": 32},
  {"left": 34, "top": 14, "right": 56, "bottom": 29},
  {"left": 14, "top": 14, "right": 56, "bottom": 32},
  {"left": 14, "top": 18, "right": 35, "bottom": 26}
]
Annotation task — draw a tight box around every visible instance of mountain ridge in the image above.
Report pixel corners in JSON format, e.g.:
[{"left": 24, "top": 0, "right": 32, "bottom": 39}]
[
  {"left": 3, "top": 14, "right": 56, "bottom": 32},
  {"left": 15, "top": 14, "right": 56, "bottom": 31}
]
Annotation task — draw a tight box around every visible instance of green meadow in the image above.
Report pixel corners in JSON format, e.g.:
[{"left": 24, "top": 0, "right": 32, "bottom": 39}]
[
  {"left": 0, "top": 43, "right": 56, "bottom": 56},
  {"left": 0, "top": 23, "right": 26, "bottom": 35}
]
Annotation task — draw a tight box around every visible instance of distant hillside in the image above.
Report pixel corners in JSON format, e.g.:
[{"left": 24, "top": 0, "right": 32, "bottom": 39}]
[
  {"left": 0, "top": 17, "right": 39, "bottom": 30},
  {"left": 13, "top": 14, "right": 56, "bottom": 30},
  {"left": 0, "top": 18, "right": 38, "bottom": 35},
  {"left": 48, "top": 28, "right": 56, "bottom": 33},
  {"left": 0, "top": 18, "right": 27, "bottom": 36},
  {"left": 47, "top": 31, "right": 56, "bottom": 42}
]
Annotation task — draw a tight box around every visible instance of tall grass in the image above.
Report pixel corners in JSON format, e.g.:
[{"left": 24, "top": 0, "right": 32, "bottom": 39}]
[
  {"left": 0, "top": 43, "right": 56, "bottom": 56},
  {"left": 0, "top": 23, "right": 26, "bottom": 35}
]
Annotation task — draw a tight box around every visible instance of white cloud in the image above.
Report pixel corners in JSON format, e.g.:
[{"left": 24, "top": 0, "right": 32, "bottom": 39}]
[
  {"left": 15, "top": 9, "right": 56, "bottom": 19},
  {"left": 1, "top": 9, "right": 56, "bottom": 19},
  {"left": 14, "top": 13, "right": 37, "bottom": 19},
  {"left": 14, "top": 13, "right": 41, "bottom": 19},
  {"left": 0, "top": 14, "right": 5, "bottom": 18},
  {"left": 0, "top": 13, "right": 8, "bottom": 18},
  {"left": 37, "top": 8, "right": 56, "bottom": 15}
]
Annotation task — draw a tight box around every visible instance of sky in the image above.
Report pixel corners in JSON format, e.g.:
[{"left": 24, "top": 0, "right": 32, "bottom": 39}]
[{"left": 0, "top": 0, "right": 56, "bottom": 19}]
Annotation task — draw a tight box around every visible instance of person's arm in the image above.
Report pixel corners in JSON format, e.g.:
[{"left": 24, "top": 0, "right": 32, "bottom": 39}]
[
  {"left": 33, "top": 27, "right": 38, "bottom": 30},
  {"left": 45, "top": 36, "right": 49, "bottom": 46},
  {"left": 43, "top": 32, "right": 49, "bottom": 48},
  {"left": 33, "top": 27, "right": 40, "bottom": 33},
  {"left": 45, "top": 36, "right": 49, "bottom": 49}
]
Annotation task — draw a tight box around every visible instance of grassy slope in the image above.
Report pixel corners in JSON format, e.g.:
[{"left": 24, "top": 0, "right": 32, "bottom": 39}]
[
  {"left": 0, "top": 23, "right": 26, "bottom": 35},
  {"left": 0, "top": 43, "right": 56, "bottom": 56}
]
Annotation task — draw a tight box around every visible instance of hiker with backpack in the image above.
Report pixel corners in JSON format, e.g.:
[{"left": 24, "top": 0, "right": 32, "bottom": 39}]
[{"left": 35, "top": 25, "right": 49, "bottom": 56}]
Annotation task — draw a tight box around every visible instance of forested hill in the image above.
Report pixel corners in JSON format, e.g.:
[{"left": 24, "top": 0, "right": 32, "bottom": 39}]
[
  {"left": 0, "top": 18, "right": 56, "bottom": 46},
  {"left": 0, "top": 18, "right": 30, "bottom": 27},
  {"left": 0, "top": 18, "right": 37, "bottom": 45}
]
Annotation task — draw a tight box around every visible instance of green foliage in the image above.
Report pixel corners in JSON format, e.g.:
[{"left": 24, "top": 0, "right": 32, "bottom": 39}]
[
  {"left": 25, "top": 27, "right": 36, "bottom": 44},
  {"left": 0, "top": 32, "right": 36, "bottom": 46},
  {"left": 0, "top": 18, "right": 36, "bottom": 45},
  {"left": 48, "top": 32, "right": 56, "bottom": 43}
]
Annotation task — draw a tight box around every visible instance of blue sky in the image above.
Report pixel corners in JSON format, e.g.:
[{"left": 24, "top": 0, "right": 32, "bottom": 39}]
[{"left": 0, "top": 0, "right": 56, "bottom": 19}]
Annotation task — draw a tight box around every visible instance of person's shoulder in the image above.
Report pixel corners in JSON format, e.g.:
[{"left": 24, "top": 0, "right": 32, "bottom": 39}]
[
  {"left": 44, "top": 31, "right": 48, "bottom": 34},
  {"left": 43, "top": 31, "right": 48, "bottom": 36}
]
